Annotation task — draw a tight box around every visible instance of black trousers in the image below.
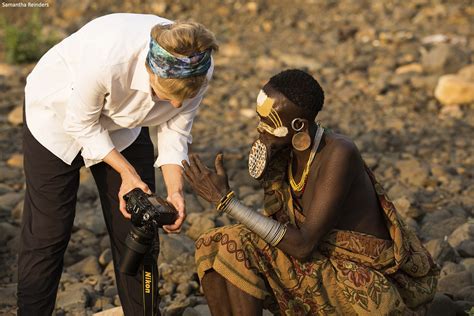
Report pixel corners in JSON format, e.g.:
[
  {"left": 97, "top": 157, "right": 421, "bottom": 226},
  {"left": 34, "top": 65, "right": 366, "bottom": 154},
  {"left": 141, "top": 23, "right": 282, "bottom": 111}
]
[{"left": 17, "top": 123, "right": 160, "bottom": 316}]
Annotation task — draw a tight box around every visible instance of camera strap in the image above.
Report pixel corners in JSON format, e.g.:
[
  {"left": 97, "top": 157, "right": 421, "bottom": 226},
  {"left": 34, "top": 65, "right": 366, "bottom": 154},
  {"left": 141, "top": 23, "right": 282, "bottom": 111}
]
[{"left": 142, "top": 256, "right": 155, "bottom": 316}]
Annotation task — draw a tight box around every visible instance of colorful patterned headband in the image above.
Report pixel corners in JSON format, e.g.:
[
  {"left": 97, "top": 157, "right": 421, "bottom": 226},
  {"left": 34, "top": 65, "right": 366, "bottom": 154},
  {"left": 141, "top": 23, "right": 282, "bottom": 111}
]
[{"left": 146, "top": 37, "right": 211, "bottom": 79}]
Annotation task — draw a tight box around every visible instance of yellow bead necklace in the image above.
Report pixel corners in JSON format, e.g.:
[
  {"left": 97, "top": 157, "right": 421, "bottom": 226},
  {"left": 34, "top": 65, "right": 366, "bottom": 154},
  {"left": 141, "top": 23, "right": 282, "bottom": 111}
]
[{"left": 288, "top": 125, "right": 324, "bottom": 192}]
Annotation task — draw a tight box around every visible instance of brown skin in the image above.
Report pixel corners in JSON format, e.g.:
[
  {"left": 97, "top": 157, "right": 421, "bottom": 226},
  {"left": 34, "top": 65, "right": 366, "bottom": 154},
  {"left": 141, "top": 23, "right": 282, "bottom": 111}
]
[{"left": 182, "top": 84, "right": 390, "bottom": 315}]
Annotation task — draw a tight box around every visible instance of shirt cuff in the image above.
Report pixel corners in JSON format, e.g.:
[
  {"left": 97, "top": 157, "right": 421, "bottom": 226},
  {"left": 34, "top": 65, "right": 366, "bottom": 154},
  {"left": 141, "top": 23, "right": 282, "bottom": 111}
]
[
  {"left": 154, "top": 130, "right": 190, "bottom": 168},
  {"left": 80, "top": 129, "right": 115, "bottom": 161},
  {"left": 154, "top": 151, "right": 188, "bottom": 168}
]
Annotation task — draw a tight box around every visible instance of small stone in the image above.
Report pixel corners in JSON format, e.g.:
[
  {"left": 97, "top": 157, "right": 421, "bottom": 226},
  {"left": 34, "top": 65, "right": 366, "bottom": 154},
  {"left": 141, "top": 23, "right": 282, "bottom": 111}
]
[
  {"left": 0, "top": 222, "right": 19, "bottom": 246},
  {"left": 434, "top": 74, "right": 474, "bottom": 105},
  {"left": 437, "top": 271, "right": 473, "bottom": 295},
  {"left": 422, "top": 44, "right": 468, "bottom": 74},
  {"left": 421, "top": 216, "right": 466, "bottom": 240},
  {"left": 393, "top": 197, "right": 422, "bottom": 219},
  {"left": 150, "top": 2, "right": 167, "bottom": 15},
  {"left": 243, "top": 192, "right": 264, "bottom": 208},
  {"left": 185, "top": 193, "right": 204, "bottom": 214},
  {"left": 440, "top": 262, "right": 465, "bottom": 277},
  {"left": 11, "top": 200, "right": 24, "bottom": 221},
  {"left": 56, "top": 284, "right": 90, "bottom": 311},
  {"left": 99, "top": 248, "right": 113, "bottom": 266},
  {"left": 256, "top": 56, "right": 278, "bottom": 70},
  {"left": 460, "top": 258, "right": 474, "bottom": 275},
  {"left": 67, "top": 256, "right": 102, "bottom": 276},
  {"left": 159, "top": 234, "right": 195, "bottom": 263},
  {"left": 456, "top": 240, "right": 474, "bottom": 257},
  {"left": 245, "top": 1, "right": 258, "bottom": 13},
  {"left": 60, "top": 272, "right": 79, "bottom": 285},
  {"left": 102, "top": 261, "right": 115, "bottom": 278},
  {"left": 0, "top": 63, "right": 19, "bottom": 77},
  {"left": 176, "top": 282, "right": 192, "bottom": 296},
  {"left": 448, "top": 222, "right": 474, "bottom": 248},
  {"left": 83, "top": 275, "right": 100, "bottom": 286},
  {"left": 277, "top": 53, "right": 322, "bottom": 71},
  {"left": 74, "top": 208, "right": 107, "bottom": 235},
  {"left": 7, "top": 234, "right": 20, "bottom": 253},
  {"left": 0, "top": 192, "right": 23, "bottom": 213},
  {"left": 183, "top": 307, "right": 200, "bottom": 316},
  {"left": 93, "top": 306, "right": 124, "bottom": 316},
  {"left": 395, "top": 63, "right": 423, "bottom": 75},
  {"left": 100, "top": 236, "right": 111, "bottom": 252},
  {"left": 0, "top": 183, "right": 13, "bottom": 195},
  {"left": 186, "top": 214, "right": 216, "bottom": 240},
  {"left": 190, "top": 304, "right": 211, "bottom": 316},
  {"left": 410, "top": 75, "right": 439, "bottom": 91},
  {"left": 63, "top": 282, "right": 94, "bottom": 293},
  {"left": 240, "top": 108, "right": 255, "bottom": 119},
  {"left": 6, "top": 153, "right": 23, "bottom": 168},
  {"left": 439, "top": 105, "right": 463, "bottom": 119},
  {"left": 425, "top": 293, "right": 460, "bottom": 316},
  {"left": 395, "top": 158, "right": 429, "bottom": 187},
  {"left": 231, "top": 169, "right": 259, "bottom": 189},
  {"left": 0, "top": 167, "right": 23, "bottom": 184},
  {"left": 164, "top": 296, "right": 193, "bottom": 315},
  {"left": 93, "top": 296, "right": 113, "bottom": 310},
  {"left": 160, "top": 282, "right": 176, "bottom": 296},
  {"left": 7, "top": 106, "right": 23, "bottom": 126},
  {"left": 104, "top": 286, "right": 118, "bottom": 298},
  {"left": 220, "top": 42, "right": 241, "bottom": 58},
  {"left": 458, "top": 64, "right": 474, "bottom": 81},
  {"left": 0, "top": 283, "right": 17, "bottom": 305},
  {"left": 424, "top": 239, "right": 458, "bottom": 265},
  {"left": 454, "top": 285, "right": 474, "bottom": 301},
  {"left": 113, "top": 295, "right": 121, "bottom": 306},
  {"left": 456, "top": 302, "right": 474, "bottom": 314}
]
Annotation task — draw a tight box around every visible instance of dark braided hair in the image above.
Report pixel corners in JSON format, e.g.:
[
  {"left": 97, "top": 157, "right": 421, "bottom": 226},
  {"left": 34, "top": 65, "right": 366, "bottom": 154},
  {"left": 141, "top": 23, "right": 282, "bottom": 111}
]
[{"left": 265, "top": 69, "right": 324, "bottom": 121}]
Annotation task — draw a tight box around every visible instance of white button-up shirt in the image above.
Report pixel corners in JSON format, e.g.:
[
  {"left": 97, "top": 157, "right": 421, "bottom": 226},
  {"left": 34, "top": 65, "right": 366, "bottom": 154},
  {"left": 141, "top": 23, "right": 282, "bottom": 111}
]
[{"left": 24, "top": 13, "right": 213, "bottom": 167}]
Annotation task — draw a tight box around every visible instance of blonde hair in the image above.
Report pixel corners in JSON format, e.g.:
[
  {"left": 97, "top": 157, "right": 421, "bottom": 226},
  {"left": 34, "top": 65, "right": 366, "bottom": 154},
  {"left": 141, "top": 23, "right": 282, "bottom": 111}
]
[{"left": 146, "top": 21, "right": 219, "bottom": 102}]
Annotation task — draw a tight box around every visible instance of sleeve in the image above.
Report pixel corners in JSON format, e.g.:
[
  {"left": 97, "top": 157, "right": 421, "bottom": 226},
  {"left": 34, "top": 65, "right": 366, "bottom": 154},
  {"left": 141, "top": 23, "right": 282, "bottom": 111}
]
[
  {"left": 154, "top": 96, "right": 202, "bottom": 168},
  {"left": 62, "top": 62, "right": 115, "bottom": 161}
]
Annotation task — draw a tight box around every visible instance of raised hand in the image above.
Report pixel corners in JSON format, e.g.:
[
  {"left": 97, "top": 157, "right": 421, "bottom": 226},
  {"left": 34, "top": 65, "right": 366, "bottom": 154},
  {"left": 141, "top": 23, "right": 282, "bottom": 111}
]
[{"left": 182, "top": 153, "right": 230, "bottom": 205}]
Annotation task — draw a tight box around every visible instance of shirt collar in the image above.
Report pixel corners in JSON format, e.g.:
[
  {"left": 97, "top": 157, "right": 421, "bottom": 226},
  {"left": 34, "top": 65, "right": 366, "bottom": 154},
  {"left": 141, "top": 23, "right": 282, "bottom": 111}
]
[{"left": 130, "top": 45, "right": 152, "bottom": 94}]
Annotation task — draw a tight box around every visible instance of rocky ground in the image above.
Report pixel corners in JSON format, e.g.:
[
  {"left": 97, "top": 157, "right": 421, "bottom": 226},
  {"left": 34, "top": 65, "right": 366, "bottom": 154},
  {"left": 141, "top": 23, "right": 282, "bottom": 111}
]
[{"left": 0, "top": 0, "right": 473, "bottom": 315}]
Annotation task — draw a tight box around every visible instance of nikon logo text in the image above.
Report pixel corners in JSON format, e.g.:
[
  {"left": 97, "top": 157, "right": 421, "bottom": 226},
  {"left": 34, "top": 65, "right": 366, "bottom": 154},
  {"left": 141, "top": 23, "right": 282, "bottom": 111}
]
[{"left": 144, "top": 272, "right": 152, "bottom": 294}]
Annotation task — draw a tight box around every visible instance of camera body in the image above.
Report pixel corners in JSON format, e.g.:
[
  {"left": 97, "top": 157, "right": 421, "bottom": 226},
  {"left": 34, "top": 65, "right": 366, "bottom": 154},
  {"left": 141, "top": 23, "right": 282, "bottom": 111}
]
[{"left": 119, "top": 188, "right": 178, "bottom": 275}]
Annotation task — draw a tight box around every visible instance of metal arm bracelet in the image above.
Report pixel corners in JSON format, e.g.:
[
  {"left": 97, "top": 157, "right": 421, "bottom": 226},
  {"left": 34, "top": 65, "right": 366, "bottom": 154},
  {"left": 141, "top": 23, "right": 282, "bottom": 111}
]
[{"left": 219, "top": 194, "right": 287, "bottom": 246}]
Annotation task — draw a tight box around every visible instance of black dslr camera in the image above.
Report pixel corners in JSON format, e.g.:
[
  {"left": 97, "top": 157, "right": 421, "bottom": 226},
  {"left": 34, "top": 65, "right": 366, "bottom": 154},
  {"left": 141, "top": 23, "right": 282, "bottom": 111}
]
[{"left": 119, "top": 188, "right": 178, "bottom": 275}]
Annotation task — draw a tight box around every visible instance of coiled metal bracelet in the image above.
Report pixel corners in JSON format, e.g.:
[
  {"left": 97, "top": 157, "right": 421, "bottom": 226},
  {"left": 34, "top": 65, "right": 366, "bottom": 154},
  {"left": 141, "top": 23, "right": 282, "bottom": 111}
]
[{"left": 217, "top": 192, "right": 287, "bottom": 246}]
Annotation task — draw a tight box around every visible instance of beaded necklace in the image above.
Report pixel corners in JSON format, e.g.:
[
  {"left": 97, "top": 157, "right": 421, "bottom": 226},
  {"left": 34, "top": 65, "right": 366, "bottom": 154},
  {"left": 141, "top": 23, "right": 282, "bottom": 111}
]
[{"left": 288, "top": 125, "right": 324, "bottom": 192}]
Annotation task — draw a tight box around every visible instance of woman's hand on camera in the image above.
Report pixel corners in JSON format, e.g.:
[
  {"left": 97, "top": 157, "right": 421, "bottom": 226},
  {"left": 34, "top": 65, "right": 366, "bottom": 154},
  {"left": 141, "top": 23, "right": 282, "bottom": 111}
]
[
  {"left": 119, "top": 169, "right": 151, "bottom": 219},
  {"left": 163, "top": 191, "right": 186, "bottom": 233},
  {"left": 102, "top": 148, "right": 151, "bottom": 219},
  {"left": 182, "top": 153, "right": 230, "bottom": 206}
]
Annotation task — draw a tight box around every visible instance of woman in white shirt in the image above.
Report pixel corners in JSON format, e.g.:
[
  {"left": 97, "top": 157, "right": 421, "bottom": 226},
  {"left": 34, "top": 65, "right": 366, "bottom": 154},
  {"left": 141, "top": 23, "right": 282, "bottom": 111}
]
[{"left": 18, "top": 13, "right": 218, "bottom": 316}]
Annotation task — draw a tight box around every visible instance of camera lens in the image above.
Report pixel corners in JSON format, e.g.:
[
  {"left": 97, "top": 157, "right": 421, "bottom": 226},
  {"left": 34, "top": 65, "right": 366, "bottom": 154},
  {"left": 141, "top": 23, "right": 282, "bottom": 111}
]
[{"left": 119, "top": 225, "right": 154, "bottom": 275}]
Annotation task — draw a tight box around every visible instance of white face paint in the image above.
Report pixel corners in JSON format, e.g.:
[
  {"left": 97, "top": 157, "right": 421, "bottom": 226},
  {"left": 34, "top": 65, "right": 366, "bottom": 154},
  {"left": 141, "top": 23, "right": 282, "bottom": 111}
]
[
  {"left": 255, "top": 89, "right": 289, "bottom": 137},
  {"left": 257, "top": 89, "right": 267, "bottom": 106}
]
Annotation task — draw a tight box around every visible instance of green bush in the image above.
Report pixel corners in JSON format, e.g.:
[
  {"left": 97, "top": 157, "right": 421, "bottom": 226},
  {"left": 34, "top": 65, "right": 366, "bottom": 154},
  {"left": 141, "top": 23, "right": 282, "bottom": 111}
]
[{"left": 1, "top": 11, "right": 58, "bottom": 64}]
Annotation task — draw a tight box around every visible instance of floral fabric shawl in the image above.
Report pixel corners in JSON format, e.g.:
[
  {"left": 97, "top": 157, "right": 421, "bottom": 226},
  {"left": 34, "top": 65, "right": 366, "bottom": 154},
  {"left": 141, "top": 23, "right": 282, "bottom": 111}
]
[{"left": 195, "top": 167, "right": 439, "bottom": 315}]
